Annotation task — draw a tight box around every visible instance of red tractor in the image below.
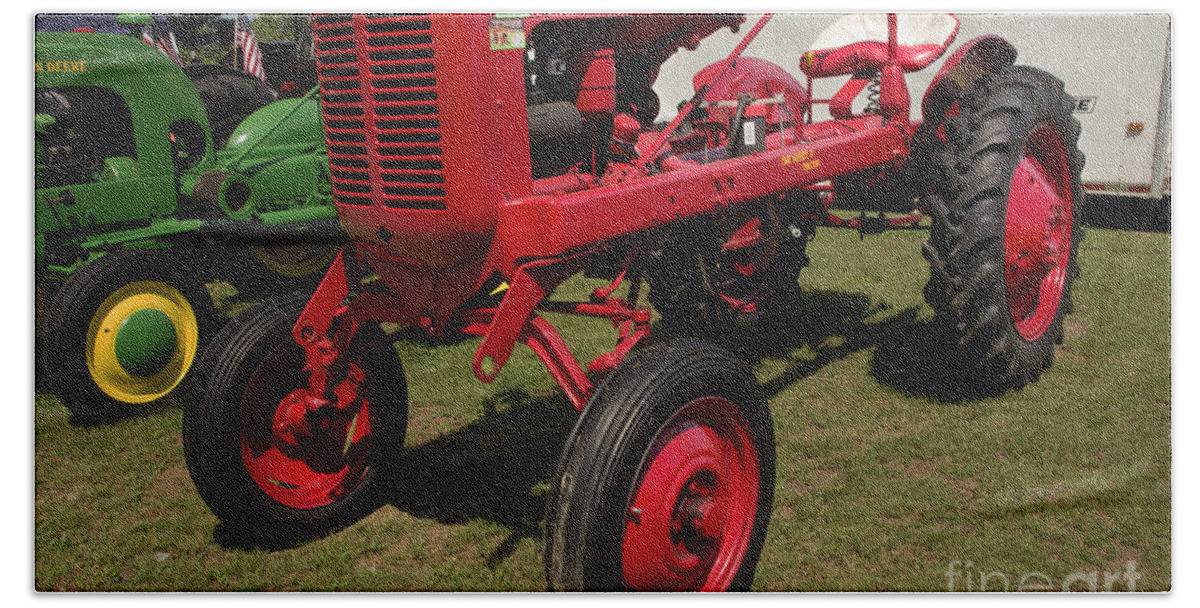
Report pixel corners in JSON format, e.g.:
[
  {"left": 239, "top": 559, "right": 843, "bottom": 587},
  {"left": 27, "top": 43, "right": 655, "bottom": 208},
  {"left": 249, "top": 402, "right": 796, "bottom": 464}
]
[{"left": 182, "top": 13, "right": 1083, "bottom": 590}]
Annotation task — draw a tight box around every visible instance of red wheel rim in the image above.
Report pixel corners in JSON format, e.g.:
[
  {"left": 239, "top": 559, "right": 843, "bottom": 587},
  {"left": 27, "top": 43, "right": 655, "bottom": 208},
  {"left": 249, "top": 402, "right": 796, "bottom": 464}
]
[
  {"left": 1004, "top": 123, "right": 1073, "bottom": 342},
  {"left": 621, "top": 397, "right": 760, "bottom": 591},
  {"left": 240, "top": 347, "right": 373, "bottom": 510}
]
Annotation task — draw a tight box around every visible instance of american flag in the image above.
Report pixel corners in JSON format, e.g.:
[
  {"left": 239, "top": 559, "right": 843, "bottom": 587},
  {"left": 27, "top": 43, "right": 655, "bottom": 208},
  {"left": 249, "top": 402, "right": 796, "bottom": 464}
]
[
  {"left": 141, "top": 15, "right": 184, "bottom": 67},
  {"left": 235, "top": 14, "right": 268, "bottom": 83}
]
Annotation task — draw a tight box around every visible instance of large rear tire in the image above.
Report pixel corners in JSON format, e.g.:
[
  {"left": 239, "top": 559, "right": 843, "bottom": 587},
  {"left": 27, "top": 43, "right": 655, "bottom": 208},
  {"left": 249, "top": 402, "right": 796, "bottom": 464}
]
[
  {"left": 544, "top": 340, "right": 775, "bottom": 591},
  {"left": 39, "top": 249, "right": 219, "bottom": 424},
  {"left": 184, "top": 64, "right": 276, "bottom": 149},
  {"left": 183, "top": 295, "right": 408, "bottom": 542},
  {"left": 921, "top": 65, "right": 1085, "bottom": 396}
]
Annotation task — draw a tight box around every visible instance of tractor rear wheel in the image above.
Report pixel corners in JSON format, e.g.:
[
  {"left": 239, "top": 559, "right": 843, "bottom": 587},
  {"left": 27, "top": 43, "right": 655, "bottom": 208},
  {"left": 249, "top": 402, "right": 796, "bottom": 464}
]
[
  {"left": 544, "top": 340, "right": 774, "bottom": 591},
  {"left": 40, "top": 249, "right": 219, "bottom": 424},
  {"left": 182, "top": 295, "right": 407, "bottom": 543},
  {"left": 249, "top": 241, "right": 341, "bottom": 279},
  {"left": 921, "top": 65, "right": 1085, "bottom": 396},
  {"left": 184, "top": 64, "right": 276, "bottom": 150}
]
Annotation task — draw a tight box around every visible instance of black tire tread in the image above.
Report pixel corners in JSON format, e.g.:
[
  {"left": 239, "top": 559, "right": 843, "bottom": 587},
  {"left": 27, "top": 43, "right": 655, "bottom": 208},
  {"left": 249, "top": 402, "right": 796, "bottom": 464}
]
[
  {"left": 183, "top": 294, "right": 407, "bottom": 542},
  {"left": 921, "top": 65, "right": 1086, "bottom": 396},
  {"left": 39, "top": 248, "right": 220, "bottom": 424},
  {"left": 544, "top": 340, "right": 775, "bottom": 591}
]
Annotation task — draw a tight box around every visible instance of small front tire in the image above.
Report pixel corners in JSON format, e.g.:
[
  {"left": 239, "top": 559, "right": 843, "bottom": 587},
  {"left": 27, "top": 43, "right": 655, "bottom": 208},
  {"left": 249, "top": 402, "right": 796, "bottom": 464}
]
[
  {"left": 183, "top": 295, "right": 408, "bottom": 542},
  {"left": 545, "top": 340, "right": 775, "bottom": 591},
  {"left": 40, "top": 250, "right": 218, "bottom": 424}
]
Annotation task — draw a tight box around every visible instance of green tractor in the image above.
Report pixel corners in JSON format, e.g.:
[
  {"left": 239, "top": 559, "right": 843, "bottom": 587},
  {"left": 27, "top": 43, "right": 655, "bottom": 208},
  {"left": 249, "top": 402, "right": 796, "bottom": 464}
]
[{"left": 35, "top": 29, "right": 339, "bottom": 424}]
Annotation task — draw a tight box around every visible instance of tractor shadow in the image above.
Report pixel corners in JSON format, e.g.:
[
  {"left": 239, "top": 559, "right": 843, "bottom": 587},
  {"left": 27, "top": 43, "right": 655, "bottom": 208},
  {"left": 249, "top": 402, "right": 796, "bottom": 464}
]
[
  {"left": 383, "top": 389, "right": 578, "bottom": 568},
  {"left": 687, "top": 288, "right": 987, "bottom": 403},
  {"left": 364, "top": 291, "right": 987, "bottom": 560}
]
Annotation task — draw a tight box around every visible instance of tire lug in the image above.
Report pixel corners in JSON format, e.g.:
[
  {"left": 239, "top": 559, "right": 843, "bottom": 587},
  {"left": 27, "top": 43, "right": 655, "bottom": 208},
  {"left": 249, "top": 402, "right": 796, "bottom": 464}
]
[{"left": 628, "top": 506, "right": 643, "bottom": 525}]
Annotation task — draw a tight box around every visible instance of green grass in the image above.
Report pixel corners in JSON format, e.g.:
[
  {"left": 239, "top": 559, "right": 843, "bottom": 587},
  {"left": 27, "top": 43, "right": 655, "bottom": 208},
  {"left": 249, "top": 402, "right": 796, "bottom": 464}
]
[{"left": 34, "top": 225, "right": 1170, "bottom": 591}]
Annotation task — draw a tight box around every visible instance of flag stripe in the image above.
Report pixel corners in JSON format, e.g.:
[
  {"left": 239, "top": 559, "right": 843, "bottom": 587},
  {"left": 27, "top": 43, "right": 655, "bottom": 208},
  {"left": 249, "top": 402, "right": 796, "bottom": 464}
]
[
  {"left": 142, "top": 20, "right": 184, "bottom": 67},
  {"left": 236, "top": 15, "right": 268, "bottom": 83}
]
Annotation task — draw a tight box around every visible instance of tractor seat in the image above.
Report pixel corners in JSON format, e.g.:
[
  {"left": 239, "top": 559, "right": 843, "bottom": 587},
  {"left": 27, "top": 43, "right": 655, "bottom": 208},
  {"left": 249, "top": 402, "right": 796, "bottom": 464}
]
[
  {"left": 693, "top": 57, "right": 810, "bottom": 125},
  {"left": 801, "top": 13, "right": 959, "bottom": 78}
]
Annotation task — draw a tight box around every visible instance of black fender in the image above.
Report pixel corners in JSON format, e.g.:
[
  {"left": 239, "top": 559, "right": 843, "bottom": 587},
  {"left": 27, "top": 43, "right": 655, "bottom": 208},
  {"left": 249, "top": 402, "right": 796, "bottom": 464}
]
[{"left": 920, "top": 35, "right": 1018, "bottom": 123}]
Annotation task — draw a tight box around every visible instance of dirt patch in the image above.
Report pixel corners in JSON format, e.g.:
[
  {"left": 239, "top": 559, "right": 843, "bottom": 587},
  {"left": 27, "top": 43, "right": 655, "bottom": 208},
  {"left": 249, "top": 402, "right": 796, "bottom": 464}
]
[
  {"left": 882, "top": 454, "right": 954, "bottom": 480},
  {"left": 143, "top": 465, "right": 195, "bottom": 502},
  {"left": 1064, "top": 318, "right": 1087, "bottom": 341},
  {"left": 355, "top": 552, "right": 387, "bottom": 574},
  {"left": 951, "top": 475, "right": 980, "bottom": 502}
]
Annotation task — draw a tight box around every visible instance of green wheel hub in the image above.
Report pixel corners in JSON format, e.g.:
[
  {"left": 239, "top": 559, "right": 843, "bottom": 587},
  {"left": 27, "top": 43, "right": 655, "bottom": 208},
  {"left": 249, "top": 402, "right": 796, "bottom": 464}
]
[{"left": 113, "top": 308, "right": 178, "bottom": 377}]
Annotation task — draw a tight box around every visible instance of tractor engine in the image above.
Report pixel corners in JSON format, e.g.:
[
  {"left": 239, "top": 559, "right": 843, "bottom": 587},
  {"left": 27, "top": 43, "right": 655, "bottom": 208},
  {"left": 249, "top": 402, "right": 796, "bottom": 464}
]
[{"left": 312, "top": 13, "right": 741, "bottom": 330}]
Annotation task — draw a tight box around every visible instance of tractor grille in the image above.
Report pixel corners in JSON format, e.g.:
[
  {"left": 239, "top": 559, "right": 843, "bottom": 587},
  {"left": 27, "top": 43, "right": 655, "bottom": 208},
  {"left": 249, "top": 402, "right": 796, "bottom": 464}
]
[{"left": 314, "top": 14, "right": 445, "bottom": 210}]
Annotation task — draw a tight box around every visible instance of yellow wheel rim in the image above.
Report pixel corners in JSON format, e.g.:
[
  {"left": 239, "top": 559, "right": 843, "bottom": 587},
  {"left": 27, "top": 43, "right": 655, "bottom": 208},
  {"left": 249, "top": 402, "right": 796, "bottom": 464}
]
[
  {"left": 86, "top": 281, "right": 201, "bottom": 404},
  {"left": 250, "top": 242, "right": 339, "bottom": 278}
]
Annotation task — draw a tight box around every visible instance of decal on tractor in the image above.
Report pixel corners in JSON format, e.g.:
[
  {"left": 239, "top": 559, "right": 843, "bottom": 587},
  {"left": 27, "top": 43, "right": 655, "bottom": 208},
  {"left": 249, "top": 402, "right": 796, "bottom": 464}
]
[
  {"left": 36, "top": 60, "right": 88, "bottom": 72},
  {"left": 781, "top": 149, "right": 820, "bottom": 169}
]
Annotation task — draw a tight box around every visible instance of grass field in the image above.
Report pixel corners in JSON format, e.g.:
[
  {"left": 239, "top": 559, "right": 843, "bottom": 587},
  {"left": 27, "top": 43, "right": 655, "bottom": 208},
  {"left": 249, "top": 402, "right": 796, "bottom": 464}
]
[{"left": 33, "top": 224, "right": 1171, "bottom": 592}]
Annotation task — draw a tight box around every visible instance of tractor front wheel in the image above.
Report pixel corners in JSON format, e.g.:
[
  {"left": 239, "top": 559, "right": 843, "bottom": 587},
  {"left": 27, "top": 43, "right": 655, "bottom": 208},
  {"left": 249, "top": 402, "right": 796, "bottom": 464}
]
[
  {"left": 182, "top": 295, "right": 408, "bottom": 543},
  {"left": 40, "top": 250, "right": 218, "bottom": 424},
  {"left": 544, "top": 340, "right": 775, "bottom": 591},
  {"left": 249, "top": 240, "right": 341, "bottom": 280},
  {"left": 922, "top": 65, "right": 1085, "bottom": 395}
]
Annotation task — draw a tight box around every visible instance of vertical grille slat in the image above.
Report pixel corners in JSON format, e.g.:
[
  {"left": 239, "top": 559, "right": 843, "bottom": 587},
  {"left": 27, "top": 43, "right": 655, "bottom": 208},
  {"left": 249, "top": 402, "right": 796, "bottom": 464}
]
[{"left": 314, "top": 13, "right": 445, "bottom": 210}]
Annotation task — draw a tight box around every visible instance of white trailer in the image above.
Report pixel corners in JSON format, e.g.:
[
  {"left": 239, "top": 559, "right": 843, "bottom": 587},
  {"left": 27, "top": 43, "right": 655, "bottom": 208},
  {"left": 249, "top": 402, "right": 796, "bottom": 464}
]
[{"left": 653, "top": 12, "right": 1172, "bottom": 206}]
